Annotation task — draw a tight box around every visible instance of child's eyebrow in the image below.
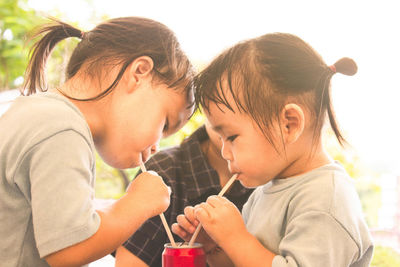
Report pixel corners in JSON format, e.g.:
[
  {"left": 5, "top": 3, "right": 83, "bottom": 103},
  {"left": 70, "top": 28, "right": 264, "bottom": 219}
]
[{"left": 211, "top": 124, "right": 224, "bottom": 133}]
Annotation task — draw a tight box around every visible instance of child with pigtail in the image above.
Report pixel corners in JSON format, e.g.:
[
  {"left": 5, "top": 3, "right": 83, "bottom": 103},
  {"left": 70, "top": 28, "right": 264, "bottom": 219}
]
[{"left": 172, "top": 33, "right": 373, "bottom": 267}]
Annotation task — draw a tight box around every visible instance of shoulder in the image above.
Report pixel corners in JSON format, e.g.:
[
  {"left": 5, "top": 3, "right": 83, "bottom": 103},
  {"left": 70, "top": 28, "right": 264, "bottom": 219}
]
[
  {"left": 289, "top": 164, "right": 357, "bottom": 213},
  {"left": 287, "top": 163, "right": 371, "bottom": 245},
  {"left": 7, "top": 93, "right": 93, "bottom": 147},
  {"left": 290, "top": 163, "right": 359, "bottom": 213},
  {"left": 25, "top": 93, "right": 88, "bottom": 128}
]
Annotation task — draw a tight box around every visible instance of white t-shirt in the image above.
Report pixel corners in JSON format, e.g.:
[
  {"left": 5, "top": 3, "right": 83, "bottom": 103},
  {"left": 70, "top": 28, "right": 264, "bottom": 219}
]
[
  {"left": 0, "top": 92, "right": 100, "bottom": 267},
  {"left": 242, "top": 163, "right": 373, "bottom": 267}
]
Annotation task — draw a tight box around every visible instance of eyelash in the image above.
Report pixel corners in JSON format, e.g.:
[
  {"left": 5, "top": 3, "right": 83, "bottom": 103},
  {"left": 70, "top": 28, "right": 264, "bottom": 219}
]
[
  {"left": 226, "top": 135, "right": 238, "bottom": 142},
  {"left": 163, "top": 118, "right": 169, "bottom": 132}
]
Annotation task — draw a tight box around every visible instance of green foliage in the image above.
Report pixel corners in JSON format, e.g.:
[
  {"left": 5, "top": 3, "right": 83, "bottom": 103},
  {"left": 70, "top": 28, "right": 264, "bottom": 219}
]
[
  {"left": 355, "top": 178, "right": 381, "bottom": 227},
  {"left": 371, "top": 246, "right": 400, "bottom": 267},
  {"left": 94, "top": 153, "right": 127, "bottom": 199},
  {"left": 0, "top": 0, "right": 44, "bottom": 90},
  {"left": 0, "top": 0, "right": 82, "bottom": 90}
]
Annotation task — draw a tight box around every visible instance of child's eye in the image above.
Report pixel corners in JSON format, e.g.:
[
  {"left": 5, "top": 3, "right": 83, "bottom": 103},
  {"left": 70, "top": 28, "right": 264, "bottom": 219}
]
[
  {"left": 163, "top": 118, "right": 169, "bottom": 132},
  {"left": 226, "top": 135, "right": 238, "bottom": 142}
]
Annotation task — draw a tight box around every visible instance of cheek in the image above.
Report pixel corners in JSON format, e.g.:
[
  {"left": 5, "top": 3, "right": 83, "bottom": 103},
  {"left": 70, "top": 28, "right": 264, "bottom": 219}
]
[
  {"left": 142, "top": 118, "right": 164, "bottom": 145},
  {"left": 230, "top": 144, "right": 252, "bottom": 168},
  {"left": 233, "top": 141, "right": 268, "bottom": 171}
]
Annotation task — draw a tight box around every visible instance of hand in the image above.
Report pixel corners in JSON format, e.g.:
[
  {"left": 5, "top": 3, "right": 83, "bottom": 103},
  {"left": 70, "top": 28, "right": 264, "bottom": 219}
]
[
  {"left": 172, "top": 206, "right": 217, "bottom": 252},
  {"left": 126, "top": 171, "right": 170, "bottom": 218},
  {"left": 194, "top": 196, "right": 247, "bottom": 249}
]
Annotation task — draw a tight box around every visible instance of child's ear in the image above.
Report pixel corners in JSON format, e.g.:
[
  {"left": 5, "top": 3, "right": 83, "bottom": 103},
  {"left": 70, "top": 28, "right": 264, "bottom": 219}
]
[
  {"left": 280, "top": 103, "right": 305, "bottom": 144},
  {"left": 125, "top": 56, "right": 154, "bottom": 93}
]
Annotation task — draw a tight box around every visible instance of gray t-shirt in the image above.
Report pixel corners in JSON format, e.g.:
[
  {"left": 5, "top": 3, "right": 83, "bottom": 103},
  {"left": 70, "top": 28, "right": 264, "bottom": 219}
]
[
  {"left": 242, "top": 163, "right": 373, "bottom": 267},
  {"left": 0, "top": 92, "right": 100, "bottom": 267}
]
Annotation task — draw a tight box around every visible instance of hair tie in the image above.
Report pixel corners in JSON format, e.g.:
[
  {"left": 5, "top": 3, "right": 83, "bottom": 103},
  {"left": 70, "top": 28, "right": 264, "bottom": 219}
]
[{"left": 329, "top": 64, "right": 336, "bottom": 73}]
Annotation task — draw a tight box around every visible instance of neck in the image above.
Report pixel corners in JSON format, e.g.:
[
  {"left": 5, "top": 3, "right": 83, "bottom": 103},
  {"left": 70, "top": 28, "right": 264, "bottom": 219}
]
[
  {"left": 276, "top": 139, "right": 333, "bottom": 179},
  {"left": 51, "top": 82, "right": 105, "bottom": 144},
  {"left": 201, "top": 139, "right": 232, "bottom": 187}
]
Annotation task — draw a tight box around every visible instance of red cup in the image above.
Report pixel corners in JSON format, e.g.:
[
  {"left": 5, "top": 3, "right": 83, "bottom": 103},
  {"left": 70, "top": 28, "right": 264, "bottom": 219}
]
[{"left": 162, "top": 242, "right": 206, "bottom": 267}]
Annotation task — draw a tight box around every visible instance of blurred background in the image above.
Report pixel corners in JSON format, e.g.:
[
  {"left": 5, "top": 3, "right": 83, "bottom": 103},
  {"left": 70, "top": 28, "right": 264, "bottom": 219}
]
[{"left": 1, "top": 0, "right": 399, "bottom": 266}]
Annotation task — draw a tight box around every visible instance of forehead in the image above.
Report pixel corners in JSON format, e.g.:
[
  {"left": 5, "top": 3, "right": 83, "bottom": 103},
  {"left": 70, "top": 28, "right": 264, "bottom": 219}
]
[
  {"left": 201, "top": 77, "right": 238, "bottom": 121},
  {"left": 205, "top": 101, "right": 245, "bottom": 133}
]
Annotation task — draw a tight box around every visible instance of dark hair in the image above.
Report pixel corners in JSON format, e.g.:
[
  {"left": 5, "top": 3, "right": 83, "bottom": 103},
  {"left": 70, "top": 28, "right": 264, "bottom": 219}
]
[
  {"left": 195, "top": 32, "right": 357, "bottom": 148},
  {"left": 23, "top": 17, "right": 194, "bottom": 101}
]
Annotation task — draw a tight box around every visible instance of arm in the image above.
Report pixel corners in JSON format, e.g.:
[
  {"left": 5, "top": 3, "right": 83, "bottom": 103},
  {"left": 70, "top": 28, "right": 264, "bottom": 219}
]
[
  {"left": 114, "top": 208, "right": 170, "bottom": 267},
  {"left": 207, "top": 232, "right": 275, "bottom": 267},
  {"left": 44, "top": 171, "right": 169, "bottom": 267},
  {"left": 28, "top": 130, "right": 169, "bottom": 267},
  {"left": 115, "top": 246, "right": 149, "bottom": 267}
]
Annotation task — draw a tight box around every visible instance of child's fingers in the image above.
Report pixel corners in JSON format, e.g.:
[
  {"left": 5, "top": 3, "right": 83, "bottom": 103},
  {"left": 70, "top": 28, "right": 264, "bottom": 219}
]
[
  {"left": 136, "top": 170, "right": 160, "bottom": 180},
  {"left": 206, "top": 195, "right": 224, "bottom": 208},
  {"left": 176, "top": 214, "right": 197, "bottom": 234},
  {"left": 183, "top": 206, "right": 198, "bottom": 225},
  {"left": 194, "top": 203, "right": 212, "bottom": 221},
  {"left": 219, "top": 196, "right": 234, "bottom": 206},
  {"left": 171, "top": 223, "right": 190, "bottom": 240},
  {"left": 167, "top": 186, "right": 171, "bottom": 195}
]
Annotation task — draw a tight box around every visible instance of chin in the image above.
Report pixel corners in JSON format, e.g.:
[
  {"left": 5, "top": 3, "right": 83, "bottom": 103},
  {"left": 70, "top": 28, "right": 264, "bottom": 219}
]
[
  {"left": 237, "top": 178, "right": 254, "bottom": 189},
  {"left": 239, "top": 181, "right": 259, "bottom": 189},
  {"left": 237, "top": 175, "right": 264, "bottom": 189},
  {"left": 102, "top": 155, "right": 137, "bottom": 170},
  {"left": 120, "top": 159, "right": 141, "bottom": 170}
]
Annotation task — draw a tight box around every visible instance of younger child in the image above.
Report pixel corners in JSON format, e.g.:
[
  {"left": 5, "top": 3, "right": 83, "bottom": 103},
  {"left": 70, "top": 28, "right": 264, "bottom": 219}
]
[
  {"left": 172, "top": 33, "right": 373, "bottom": 267},
  {"left": 115, "top": 122, "right": 254, "bottom": 267},
  {"left": 0, "top": 17, "right": 194, "bottom": 267}
]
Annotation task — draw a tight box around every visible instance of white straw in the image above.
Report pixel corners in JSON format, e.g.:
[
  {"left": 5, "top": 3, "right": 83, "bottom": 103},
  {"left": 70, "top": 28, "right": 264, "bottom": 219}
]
[
  {"left": 188, "top": 173, "right": 238, "bottom": 246},
  {"left": 139, "top": 161, "right": 177, "bottom": 247},
  {"left": 216, "top": 173, "right": 238, "bottom": 197}
]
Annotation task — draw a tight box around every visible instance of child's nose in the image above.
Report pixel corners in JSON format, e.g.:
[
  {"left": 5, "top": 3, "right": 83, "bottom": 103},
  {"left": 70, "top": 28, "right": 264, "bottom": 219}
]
[
  {"left": 150, "top": 143, "right": 159, "bottom": 154},
  {"left": 221, "top": 141, "right": 233, "bottom": 161}
]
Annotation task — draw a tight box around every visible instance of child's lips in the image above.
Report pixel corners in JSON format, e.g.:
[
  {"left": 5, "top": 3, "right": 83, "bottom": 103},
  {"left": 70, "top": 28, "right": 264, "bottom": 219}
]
[{"left": 231, "top": 171, "right": 241, "bottom": 180}]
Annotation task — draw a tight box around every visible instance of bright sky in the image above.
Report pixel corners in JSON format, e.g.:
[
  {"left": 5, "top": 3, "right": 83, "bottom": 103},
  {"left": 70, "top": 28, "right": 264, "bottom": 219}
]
[{"left": 27, "top": 0, "right": 400, "bottom": 174}]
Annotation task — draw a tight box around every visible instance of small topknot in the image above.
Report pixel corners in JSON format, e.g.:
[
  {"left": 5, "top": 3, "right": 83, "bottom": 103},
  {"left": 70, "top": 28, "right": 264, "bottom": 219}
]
[{"left": 332, "top": 57, "right": 358, "bottom": 76}]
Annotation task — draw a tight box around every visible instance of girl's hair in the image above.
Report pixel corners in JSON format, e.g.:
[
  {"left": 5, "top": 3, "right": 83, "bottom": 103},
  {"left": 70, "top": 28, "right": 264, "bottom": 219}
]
[
  {"left": 23, "top": 17, "right": 194, "bottom": 101},
  {"left": 195, "top": 32, "right": 357, "bottom": 148}
]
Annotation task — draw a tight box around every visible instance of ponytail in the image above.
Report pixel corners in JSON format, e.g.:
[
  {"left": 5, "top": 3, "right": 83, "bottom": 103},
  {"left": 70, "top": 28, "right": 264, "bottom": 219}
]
[
  {"left": 321, "top": 57, "right": 358, "bottom": 146},
  {"left": 21, "top": 17, "right": 194, "bottom": 103},
  {"left": 22, "top": 19, "right": 82, "bottom": 95},
  {"left": 330, "top": 57, "right": 357, "bottom": 76}
]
